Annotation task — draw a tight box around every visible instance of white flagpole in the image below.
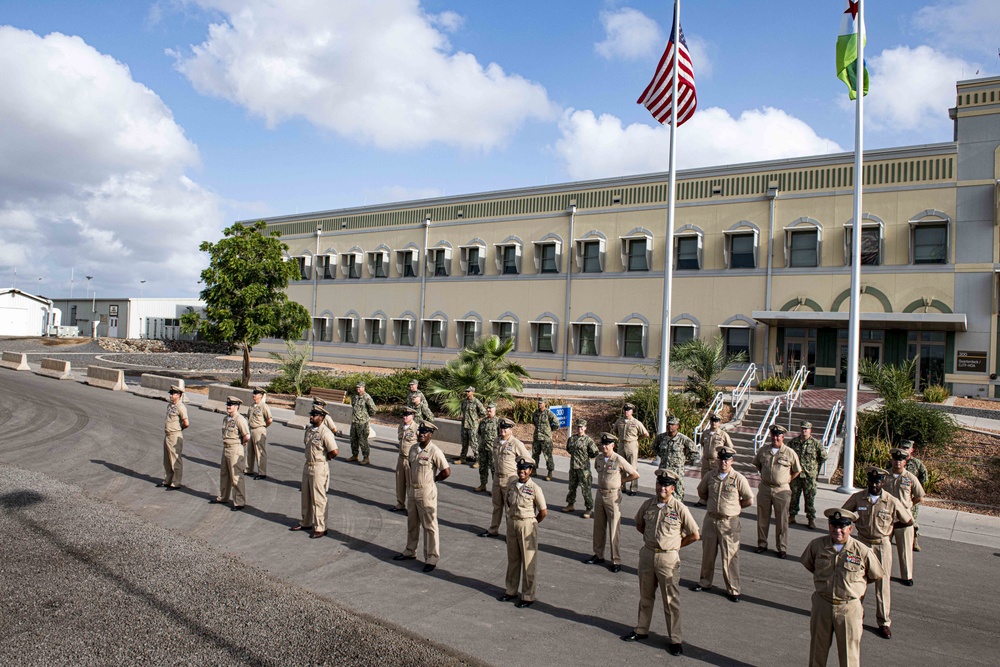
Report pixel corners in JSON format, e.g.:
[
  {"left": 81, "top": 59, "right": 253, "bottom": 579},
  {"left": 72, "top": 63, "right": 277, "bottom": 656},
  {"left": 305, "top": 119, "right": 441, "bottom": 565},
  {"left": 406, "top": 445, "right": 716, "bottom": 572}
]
[
  {"left": 656, "top": 0, "right": 682, "bottom": 434},
  {"left": 839, "top": 0, "right": 865, "bottom": 494}
]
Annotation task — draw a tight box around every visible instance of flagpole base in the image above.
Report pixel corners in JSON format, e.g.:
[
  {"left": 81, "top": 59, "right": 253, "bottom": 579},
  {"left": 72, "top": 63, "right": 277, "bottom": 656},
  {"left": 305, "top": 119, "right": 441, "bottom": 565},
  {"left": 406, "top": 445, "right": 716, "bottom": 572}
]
[{"left": 836, "top": 485, "right": 858, "bottom": 495}]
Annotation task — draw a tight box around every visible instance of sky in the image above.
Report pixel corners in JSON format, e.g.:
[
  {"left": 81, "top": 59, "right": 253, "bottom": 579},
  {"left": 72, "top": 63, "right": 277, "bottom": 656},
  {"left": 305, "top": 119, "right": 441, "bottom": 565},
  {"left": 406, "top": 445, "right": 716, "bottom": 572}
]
[{"left": 2, "top": 0, "right": 998, "bottom": 299}]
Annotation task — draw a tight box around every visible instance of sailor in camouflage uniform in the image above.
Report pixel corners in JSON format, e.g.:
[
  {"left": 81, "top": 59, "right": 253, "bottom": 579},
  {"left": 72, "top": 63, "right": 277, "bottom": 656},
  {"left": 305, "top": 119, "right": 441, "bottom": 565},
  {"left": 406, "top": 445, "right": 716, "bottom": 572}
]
[
  {"left": 788, "top": 421, "right": 827, "bottom": 529},
  {"left": 407, "top": 379, "right": 427, "bottom": 410},
  {"left": 899, "top": 440, "right": 928, "bottom": 551},
  {"left": 531, "top": 398, "right": 560, "bottom": 481},
  {"left": 562, "top": 418, "right": 599, "bottom": 517},
  {"left": 410, "top": 393, "right": 434, "bottom": 425},
  {"left": 457, "top": 387, "right": 486, "bottom": 464},
  {"left": 348, "top": 381, "right": 377, "bottom": 465},
  {"left": 474, "top": 403, "right": 499, "bottom": 492},
  {"left": 652, "top": 416, "right": 698, "bottom": 500}
]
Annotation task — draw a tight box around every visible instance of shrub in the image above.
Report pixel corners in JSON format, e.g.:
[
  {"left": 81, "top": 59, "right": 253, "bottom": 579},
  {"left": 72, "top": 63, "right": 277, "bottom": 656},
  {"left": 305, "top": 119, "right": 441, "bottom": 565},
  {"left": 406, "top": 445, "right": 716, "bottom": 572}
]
[
  {"left": 618, "top": 384, "right": 700, "bottom": 458},
  {"left": 850, "top": 435, "right": 892, "bottom": 488},
  {"left": 857, "top": 400, "right": 958, "bottom": 456},
  {"left": 923, "top": 465, "right": 942, "bottom": 494},
  {"left": 503, "top": 398, "right": 538, "bottom": 424},
  {"left": 922, "top": 384, "right": 950, "bottom": 404},
  {"left": 757, "top": 374, "right": 792, "bottom": 392}
]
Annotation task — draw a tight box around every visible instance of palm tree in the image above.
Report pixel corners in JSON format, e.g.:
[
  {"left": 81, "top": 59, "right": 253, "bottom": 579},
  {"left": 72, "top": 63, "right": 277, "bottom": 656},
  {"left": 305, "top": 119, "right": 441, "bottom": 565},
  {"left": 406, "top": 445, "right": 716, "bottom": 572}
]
[
  {"left": 858, "top": 357, "right": 916, "bottom": 404},
  {"left": 268, "top": 340, "right": 312, "bottom": 396},
  {"left": 671, "top": 335, "right": 748, "bottom": 407},
  {"left": 426, "top": 335, "right": 528, "bottom": 416}
]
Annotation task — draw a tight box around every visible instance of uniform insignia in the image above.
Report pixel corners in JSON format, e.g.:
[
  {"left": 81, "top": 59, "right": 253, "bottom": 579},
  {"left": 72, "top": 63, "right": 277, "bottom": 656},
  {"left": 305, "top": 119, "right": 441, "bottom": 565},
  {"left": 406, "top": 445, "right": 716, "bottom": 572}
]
[
  {"left": 845, "top": 553, "right": 862, "bottom": 566},
  {"left": 667, "top": 511, "right": 679, "bottom": 521}
]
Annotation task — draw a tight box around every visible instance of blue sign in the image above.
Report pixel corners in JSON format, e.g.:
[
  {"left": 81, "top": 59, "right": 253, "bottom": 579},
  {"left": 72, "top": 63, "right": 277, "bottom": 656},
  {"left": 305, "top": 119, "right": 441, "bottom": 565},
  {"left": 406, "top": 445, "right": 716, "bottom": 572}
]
[{"left": 549, "top": 405, "right": 572, "bottom": 430}]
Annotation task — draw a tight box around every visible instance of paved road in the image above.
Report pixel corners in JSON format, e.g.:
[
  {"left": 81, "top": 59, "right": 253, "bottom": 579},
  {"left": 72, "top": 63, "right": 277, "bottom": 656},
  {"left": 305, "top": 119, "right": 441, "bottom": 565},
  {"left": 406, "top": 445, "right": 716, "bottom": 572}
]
[{"left": 0, "top": 371, "right": 995, "bottom": 666}]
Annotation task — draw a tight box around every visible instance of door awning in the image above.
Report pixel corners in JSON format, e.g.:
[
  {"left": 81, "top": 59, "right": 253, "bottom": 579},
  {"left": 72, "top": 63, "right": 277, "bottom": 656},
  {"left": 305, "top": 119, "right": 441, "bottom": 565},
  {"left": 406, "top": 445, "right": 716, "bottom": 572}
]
[{"left": 751, "top": 310, "right": 967, "bottom": 332}]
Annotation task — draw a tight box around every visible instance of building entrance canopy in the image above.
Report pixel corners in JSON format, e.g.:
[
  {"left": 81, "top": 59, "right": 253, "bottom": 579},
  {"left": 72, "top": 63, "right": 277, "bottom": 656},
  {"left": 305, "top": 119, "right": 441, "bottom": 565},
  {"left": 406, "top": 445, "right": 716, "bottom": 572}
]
[{"left": 751, "top": 311, "right": 967, "bottom": 332}]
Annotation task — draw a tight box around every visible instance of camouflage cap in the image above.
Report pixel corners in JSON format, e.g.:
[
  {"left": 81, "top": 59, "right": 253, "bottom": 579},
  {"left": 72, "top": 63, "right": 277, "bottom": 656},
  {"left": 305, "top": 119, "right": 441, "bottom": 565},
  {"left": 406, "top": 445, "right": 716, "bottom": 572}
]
[
  {"left": 899, "top": 440, "right": 915, "bottom": 451},
  {"left": 825, "top": 508, "right": 858, "bottom": 526},
  {"left": 356, "top": 381, "right": 366, "bottom": 388},
  {"left": 800, "top": 420, "right": 813, "bottom": 429},
  {"left": 465, "top": 386, "right": 475, "bottom": 392},
  {"left": 486, "top": 402, "right": 497, "bottom": 409},
  {"left": 574, "top": 418, "right": 587, "bottom": 427},
  {"left": 409, "top": 379, "right": 419, "bottom": 386},
  {"left": 666, "top": 415, "right": 680, "bottom": 425}
]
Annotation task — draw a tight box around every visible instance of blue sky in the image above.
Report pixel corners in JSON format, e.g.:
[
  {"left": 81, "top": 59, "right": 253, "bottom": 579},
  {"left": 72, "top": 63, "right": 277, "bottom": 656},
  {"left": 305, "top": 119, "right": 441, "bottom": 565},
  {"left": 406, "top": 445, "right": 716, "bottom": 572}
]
[{"left": 1, "top": 0, "right": 998, "bottom": 298}]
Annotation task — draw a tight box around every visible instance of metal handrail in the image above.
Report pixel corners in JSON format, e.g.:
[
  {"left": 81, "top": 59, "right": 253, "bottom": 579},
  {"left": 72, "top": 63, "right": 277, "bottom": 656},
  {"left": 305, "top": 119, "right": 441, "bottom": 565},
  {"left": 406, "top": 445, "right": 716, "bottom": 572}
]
[
  {"left": 753, "top": 397, "right": 782, "bottom": 452},
  {"left": 820, "top": 400, "right": 844, "bottom": 477},
  {"left": 731, "top": 363, "right": 757, "bottom": 421},
  {"left": 693, "top": 391, "right": 724, "bottom": 445},
  {"left": 784, "top": 367, "right": 810, "bottom": 414}
]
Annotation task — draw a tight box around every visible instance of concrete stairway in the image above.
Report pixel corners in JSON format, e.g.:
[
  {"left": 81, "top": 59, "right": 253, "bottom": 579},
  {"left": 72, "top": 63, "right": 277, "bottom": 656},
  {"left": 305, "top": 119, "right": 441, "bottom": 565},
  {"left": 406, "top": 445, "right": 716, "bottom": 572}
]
[{"left": 725, "top": 400, "right": 836, "bottom": 474}]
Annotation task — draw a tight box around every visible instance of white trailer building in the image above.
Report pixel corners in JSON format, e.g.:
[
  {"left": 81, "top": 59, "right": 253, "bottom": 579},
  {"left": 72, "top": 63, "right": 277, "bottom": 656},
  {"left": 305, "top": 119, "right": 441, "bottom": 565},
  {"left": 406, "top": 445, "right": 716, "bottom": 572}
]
[{"left": 0, "top": 289, "right": 54, "bottom": 337}]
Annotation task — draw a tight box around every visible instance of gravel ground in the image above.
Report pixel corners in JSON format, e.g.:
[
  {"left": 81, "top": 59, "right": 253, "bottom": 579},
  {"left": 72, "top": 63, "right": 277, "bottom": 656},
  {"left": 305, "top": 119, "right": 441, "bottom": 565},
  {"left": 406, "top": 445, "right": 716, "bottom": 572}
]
[{"left": 0, "top": 465, "right": 484, "bottom": 667}]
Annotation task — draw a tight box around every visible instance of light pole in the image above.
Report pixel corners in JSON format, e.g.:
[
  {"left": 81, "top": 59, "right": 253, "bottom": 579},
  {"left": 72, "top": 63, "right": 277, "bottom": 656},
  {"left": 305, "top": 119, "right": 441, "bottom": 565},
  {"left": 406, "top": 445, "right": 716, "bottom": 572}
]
[
  {"left": 140, "top": 280, "right": 146, "bottom": 298},
  {"left": 86, "top": 276, "right": 94, "bottom": 313}
]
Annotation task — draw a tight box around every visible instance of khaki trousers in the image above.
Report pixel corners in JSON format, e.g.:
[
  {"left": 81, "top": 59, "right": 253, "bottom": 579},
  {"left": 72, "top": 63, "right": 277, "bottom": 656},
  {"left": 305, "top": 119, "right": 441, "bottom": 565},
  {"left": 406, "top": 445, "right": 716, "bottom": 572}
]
[
  {"left": 219, "top": 444, "right": 246, "bottom": 506},
  {"left": 622, "top": 442, "right": 639, "bottom": 493},
  {"left": 246, "top": 427, "right": 267, "bottom": 475},
  {"left": 163, "top": 431, "right": 183, "bottom": 486},
  {"left": 505, "top": 517, "right": 539, "bottom": 600},
  {"left": 300, "top": 462, "right": 330, "bottom": 532},
  {"left": 634, "top": 547, "right": 682, "bottom": 642},
  {"left": 861, "top": 536, "right": 892, "bottom": 627},
  {"left": 488, "top": 482, "right": 508, "bottom": 535},
  {"left": 394, "top": 455, "right": 410, "bottom": 509},
  {"left": 893, "top": 524, "right": 915, "bottom": 580},
  {"left": 404, "top": 492, "right": 440, "bottom": 564},
  {"left": 756, "top": 483, "right": 791, "bottom": 551},
  {"left": 592, "top": 488, "right": 623, "bottom": 563},
  {"left": 809, "top": 593, "right": 863, "bottom": 667},
  {"left": 699, "top": 515, "right": 742, "bottom": 595}
]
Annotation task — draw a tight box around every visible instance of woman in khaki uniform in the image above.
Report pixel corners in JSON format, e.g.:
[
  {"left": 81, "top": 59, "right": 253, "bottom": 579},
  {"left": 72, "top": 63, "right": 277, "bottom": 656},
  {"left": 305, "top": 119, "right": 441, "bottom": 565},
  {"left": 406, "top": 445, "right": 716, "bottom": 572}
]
[
  {"left": 699, "top": 414, "right": 733, "bottom": 476},
  {"left": 498, "top": 458, "right": 547, "bottom": 608},
  {"left": 245, "top": 388, "right": 273, "bottom": 479},
  {"left": 290, "top": 407, "right": 338, "bottom": 538}
]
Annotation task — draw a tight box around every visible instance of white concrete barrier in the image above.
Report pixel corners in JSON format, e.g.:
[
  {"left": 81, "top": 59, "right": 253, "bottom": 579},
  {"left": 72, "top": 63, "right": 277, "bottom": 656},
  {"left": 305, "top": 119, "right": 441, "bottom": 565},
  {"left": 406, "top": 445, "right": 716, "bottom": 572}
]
[
  {"left": 1, "top": 351, "right": 30, "bottom": 371},
  {"left": 279, "top": 396, "right": 351, "bottom": 431},
  {"left": 202, "top": 384, "right": 255, "bottom": 413},
  {"left": 130, "top": 374, "right": 188, "bottom": 402},
  {"left": 35, "top": 358, "right": 72, "bottom": 380},
  {"left": 85, "top": 365, "right": 126, "bottom": 391}
]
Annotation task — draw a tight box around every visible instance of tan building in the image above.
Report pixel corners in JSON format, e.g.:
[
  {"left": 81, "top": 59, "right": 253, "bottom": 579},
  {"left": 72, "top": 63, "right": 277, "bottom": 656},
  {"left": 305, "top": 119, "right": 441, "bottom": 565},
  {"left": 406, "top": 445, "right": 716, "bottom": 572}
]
[{"left": 254, "top": 76, "right": 1000, "bottom": 397}]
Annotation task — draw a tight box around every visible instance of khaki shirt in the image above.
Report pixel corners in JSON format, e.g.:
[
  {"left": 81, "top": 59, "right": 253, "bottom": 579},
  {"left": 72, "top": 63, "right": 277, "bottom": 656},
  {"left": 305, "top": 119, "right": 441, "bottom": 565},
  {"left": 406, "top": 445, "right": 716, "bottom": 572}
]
[
  {"left": 614, "top": 416, "right": 649, "bottom": 447},
  {"left": 505, "top": 478, "right": 546, "bottom": 520},
  {"left": 222, "top": 413, "right": 249, "bottom": 447},
  {"left": 407, "top": 442, "right": 449, "bottom": 501},
  {"left": 165, "top": 402, "right": 188, "bottom": 434},
  {"left": 842, "top": 490, "right": 912, "bottom": 542},
  {"left": 303, "top": 424, "right": 337, "bottom": 464},
  {"left": 801, "top": 536, "right": 884, "bottom": 602},
  {"left": 247, "top": 402, "right": 272, "bottom": 429},
  {"left": 323, "top": 415, "right": 338, "bottom": 435},
  {"left": 635, "top": 495, "right": 698, "bottom": 551},
  {"left": 397, "top": 421, "right": 419, "bottom": 459},
  {"left": 753, "top": 444, "right": 802, "bottom": 487},
  {"left": 697, "top": 470, "right": 753, "bottom": 517},
  {"left": 593, "top": 453, "right": 638, "bottom": 492},
  {"left": 492, "top": 437, "right": 532, "bottom": 487},
  {"left": 884, "top": 471, "right": 925, "bottom": 510},
  {"left": 701, "top": 427, "right": 733, "bottom": 468}
]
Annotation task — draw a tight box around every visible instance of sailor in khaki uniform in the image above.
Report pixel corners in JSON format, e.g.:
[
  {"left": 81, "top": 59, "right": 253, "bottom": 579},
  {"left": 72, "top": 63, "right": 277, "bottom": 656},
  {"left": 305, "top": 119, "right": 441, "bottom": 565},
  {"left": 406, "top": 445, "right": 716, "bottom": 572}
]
[
  {"left": 479, "top": 418, "right": 532, "bottom": 538},
  {"left": 312, "top": 397, "right": 338, "bottom": 435},
  {"left": 753, "top": 424, "right": 802, "bottom": 558},
  {"left": 885, "top": 448, "right": 925, "bottom": 585},
  {"left": 290, "top": 407, "right": 338, "bottom": 538},
  {"left": 394, "top": 422, "right": 450, "bottom": 572},
  {"left": 692, "top": 446, "right": 754, "bottom": 601},
  {"left": 497, "top": 458, "right": 547, "bottom": 608},
  {"left": 159, "top": 385, "right": 189, "bottom": 489},
  {"left": 699, "top": 414, "right": 733, "bottom": 476},
  {"left": 801, "top": 508, "right": 884, "bottom": 667},
  {"left": 245, "top": 387, "right": 273, "bottom": 479},
  {"left": 841, "top": 466, "right": 913, "bottom": 639},
  {"left": 392, "top": 407, "right": 419, "bottom": 512},
  {"left": 613, "top": 403, "right": 649, "bottom": 495},
  {"left": 584, "top": 433, "right": 639, "bottom": 572},
  {"left": 213, "top": 397, "right": 250, "bottom": 510},
  {"left": 621, "top": 470, "right": 699, "bottom": 656}
]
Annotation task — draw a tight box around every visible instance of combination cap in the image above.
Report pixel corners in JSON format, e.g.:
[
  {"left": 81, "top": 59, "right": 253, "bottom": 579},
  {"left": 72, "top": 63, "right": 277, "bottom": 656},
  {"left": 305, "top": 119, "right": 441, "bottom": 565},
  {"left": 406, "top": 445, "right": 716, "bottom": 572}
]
[
  {"left": 623, "top": 403, "right": 636, "bottom": 411},
  {"left": 225, "top": 396, "right": 242, "bottom": 406},
  {"left": 417, "top": 422, "right": 438, "bottom": 434},
  {"left": 717, "top": 446, "right": 736, "bottom": 460},
  {"left": 309, "top": 406, "right": 328, "bottom": 417},
  {"left": 168, "top": 385, "right": 183, "bottom": 394},
  {"left": 825, "top": 508, "right": 858, "bottom": 526},
  {"left": 867, "top": 466, "right": 889, "bottom": 480},
  {"left": 600, "top": 433, "right": 618, "bottom": 445},
  {"left": 252, "top": 387, "right": 265, "bottom": 395},
  {"left": 516, "top": 457, "right": 535, "bottom": 470},
  {"left": 709, "top": 414, "right": 721, "bottom": 423},
  {"left": 401, "top": 407, "right": 416, "bottom": 416},
  {"left": 890, "top": 448, "right": 908, "bottom": 460},
  {"left": 655, "top": 469, "right": 678, "bottom": 486},
  {"left": 769, "top": 424, "right": 787, "bottom": 436},
  {"left": 498, "top": 418, "right": 515, "bottom": 429}
]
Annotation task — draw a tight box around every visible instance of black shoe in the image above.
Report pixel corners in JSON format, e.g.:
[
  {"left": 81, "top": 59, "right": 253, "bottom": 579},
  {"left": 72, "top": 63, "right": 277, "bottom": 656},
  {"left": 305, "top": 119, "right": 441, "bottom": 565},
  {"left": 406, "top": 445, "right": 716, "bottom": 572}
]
[
  {"left": 878, "top": 626, "right": 892, "bottom": 640},
  {"left": 621, "top": 632, "right": 648, "bottom": 642},
  {"left": 479, "top": 531, "right": 499, "bottom": 538},
  {"left": 902, "top": 579, "right": 914, "bottom": 587},
  {"left": 255, "top": 475, "right": 266, "bottom": 480},
  {"left": 497, "top": 593, "right": 517, "bottom": 602},
  {"left": 514, "top": 599, "right": 534, "bottom": 608},
  {"left": 667, "top": 643, "right": 683, "bottom": 656},
  {"left": 389, "top": 506, "right": 405, "bottom": 512},
  {"left": 393, "top": 554, "right": 416, "bottom": 561},
  {"left": 422, "top": 563, "right": 436, "bottom": 573},
  {"left": 754, "top": 546, "right": 766, "bottom": 554},
  {"left": 610, "top": 564, "right": 621, "bottom": 573},
  {"left": 777, "top": 551, "right": 787, "bottom": 559},
  {"left": 690, "top": 584, "right": 706, "bottom": 592},
  {"left": 165, "top": 485, "right": 180, "bottom": 491},
  {"left": 694, "top": 501, "right": 705, "bottom": 507},
  {"left": 156, "top": 482, "right": 166, "bottom": 488},
  {"left": 231, "top": 505, "right": 244, "bottom": 512},
  {"left": 584, "top": 555, "right": 606, "bottom": 565},
  {"left": 728, "top": 594, "right": 741, "bottom": 603},
  {"left": 209, "top": 498, "right": 224, "bottom": 504}
]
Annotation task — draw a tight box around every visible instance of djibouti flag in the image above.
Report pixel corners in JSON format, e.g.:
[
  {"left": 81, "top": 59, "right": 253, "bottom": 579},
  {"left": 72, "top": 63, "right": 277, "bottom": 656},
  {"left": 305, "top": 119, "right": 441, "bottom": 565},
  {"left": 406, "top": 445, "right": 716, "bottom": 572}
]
[{"left": 836, "top": 0, "right": 868, "bottom": 99}]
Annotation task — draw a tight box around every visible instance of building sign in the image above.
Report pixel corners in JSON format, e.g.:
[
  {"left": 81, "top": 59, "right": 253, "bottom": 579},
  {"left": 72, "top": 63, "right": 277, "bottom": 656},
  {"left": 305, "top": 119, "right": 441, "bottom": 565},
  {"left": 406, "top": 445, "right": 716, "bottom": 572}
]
[
  {"left": 550, "top": 405, "right": 572, "bottom": 430},
  {"left": 109, "top": 305, "right": 119, "bottom": 317},
  {"left": 956, "top": 350, "right": 988, "bottom": 373}
]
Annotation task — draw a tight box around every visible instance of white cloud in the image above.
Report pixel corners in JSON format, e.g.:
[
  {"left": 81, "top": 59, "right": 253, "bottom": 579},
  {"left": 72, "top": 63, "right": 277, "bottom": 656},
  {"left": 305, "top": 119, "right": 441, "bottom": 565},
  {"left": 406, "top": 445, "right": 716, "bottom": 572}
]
[
  {"left": 0, "top": 27, "right": 223, "bottom": 297},
  {"left": 914, "top": 0, "right": 1000, "bottom": 57},
  {"left": 859, "top": 45, "right": 977, "bottom": 134},
  {"left": 595, "top": 8, "right": 663, "bottom": 61},
  {"left": 555, "top": 107, "right": 842, "bottom": 181},
  {"left": 173, "top": 0, "right": 556, "bottom": 151}
]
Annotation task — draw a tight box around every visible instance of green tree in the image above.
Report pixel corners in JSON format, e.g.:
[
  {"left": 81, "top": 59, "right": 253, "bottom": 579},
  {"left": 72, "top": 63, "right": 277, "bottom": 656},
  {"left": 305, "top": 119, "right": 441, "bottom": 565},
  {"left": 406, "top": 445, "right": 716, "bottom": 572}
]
[
  {"left": 859, "top": 357, "right": 916, "bottom": 404},
  {"left": 670, "top": 335, "right": 748, "bottom": 407},
  {"left": 181, "top": 221, "right": 311, "bottom": 387},
  {"left": 426, "top": 335, "right": 528, "bottom": 416}
]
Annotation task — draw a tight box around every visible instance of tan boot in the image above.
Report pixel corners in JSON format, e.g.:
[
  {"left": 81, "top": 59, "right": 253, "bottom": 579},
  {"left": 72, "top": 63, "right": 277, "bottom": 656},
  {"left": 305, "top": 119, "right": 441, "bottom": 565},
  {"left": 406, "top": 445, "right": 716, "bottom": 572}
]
[
  {"left": 471, "top": 462, "right": 479, "bottom": 469},
  {"left": 582, "top": 511, "right": 592, "bottom": 519},
  {"left": 360, "top": 457, "right": 371, "bottom": 466},
  {"left": 347, "top": 455, "right": 358, "bottom": 462},
  {"left": 454, "top": 457, "right": 466, "bottom": 465},
  {"left": 913, "top": 535, "right": 921, "bottom": 552},
  {"left": 807, "top": 518, "right": 816, "bottom": 530},
  {"left": 474, "top": 484, "right": 486, "bottom": 492},
  {"left": 561, "top": 504, "right": 575, "bottom": 513},
  {"left": 545, "top": 472, "right": 553, "bottom": 481}
]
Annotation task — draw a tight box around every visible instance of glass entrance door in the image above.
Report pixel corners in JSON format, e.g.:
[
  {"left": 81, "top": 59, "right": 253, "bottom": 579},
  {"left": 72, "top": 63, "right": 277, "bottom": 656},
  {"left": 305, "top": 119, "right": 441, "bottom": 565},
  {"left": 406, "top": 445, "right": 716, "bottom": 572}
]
[{"left": 783, "top": 328, "right": 816, "bottom": 385}]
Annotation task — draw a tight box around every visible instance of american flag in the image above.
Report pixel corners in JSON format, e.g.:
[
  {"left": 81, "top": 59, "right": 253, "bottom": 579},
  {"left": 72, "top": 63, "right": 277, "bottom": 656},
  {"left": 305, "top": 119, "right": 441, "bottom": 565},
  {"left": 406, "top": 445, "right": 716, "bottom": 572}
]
[{"left": 637, "top": 17, "right": 697, "bottom": 126}]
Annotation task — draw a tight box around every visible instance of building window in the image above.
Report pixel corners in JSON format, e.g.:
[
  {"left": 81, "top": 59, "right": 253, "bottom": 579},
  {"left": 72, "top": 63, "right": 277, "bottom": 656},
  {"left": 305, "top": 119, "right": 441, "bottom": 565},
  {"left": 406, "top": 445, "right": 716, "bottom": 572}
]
[
  {"left": 346, "top": 254, "right": 362, "bottom": 279},
  {"left": 338, "top": 318, "right": 358, "bottom": 344},
  {"left": 294, "top": 256, "right": 310, "bottom": 280},
  {"left": 725, "top": 327, "right": 752, "bottom": 358},
  {"left": 912, "top": 223, "right": 947, "bottom": 264},
  {"left": 846, "top": 225, "right": 882, "bottom": 266},
  {"left": 491, "top": 320, "right": 517, "bottom": 349},
  {"left": 502, "top": 246, "right": 518, "bottom": 274},
  {"left": 675, "top": 236, "right": 700, "bottom": 270},
  {"left": 425, "top": 320, "right": 445, "bottom": 348},
  {"left": 69, "top": 305, "right": 77, "bottom": 325},
  {"left": 788, "top": 230, "right": 819, "bottom": 267},
  {"left": 366, "top": 319, "right": 384, "bottom": 345},
  {"left": 671, "top": 325, "right": 695, "bottom": 347},
  {"left": 394, "top": 319, "right": 414, "bottom": 346},
  {"left": 530, "top": 321, "right": 556, "bottom": 353},
  {"left": 495, "top": 238, "right": 523, "bottom": 275},
  {"left": 313, "top": 318, "right": 333, "bottom": 343},
  {"left": 581, "top": 241, "right": 602, "bottom": 273},
  {"left": 368, "top": 250, "right": 389, "bottom": 278},
  {"left": 457, "top": 320, "right": 479, "bottom": 348},
  {"left": 539, "top": 243, "right": 558, "bottom": 273},
  {"left": 429, "top": 250, "right": 448, "bottom": 276},
  {"left": 576, "top": 323, "right": 598, "bottom": 356},
  {"left": 618, "top": 323, "right": 645, "bottom": 358},
  {"left": 907, "top": 330, "right": 946, "bottom": 389},
  {"left": 729, "top": 233, "right": 756, "bottom": 269},
  {"left": 625, "top": 238, "right": 649, "bottom": 271},
  {"left": 396, "top": 250, "right": 418, "bottom": 277},
  {"left": 467, "top": 247, "right": 482, "bottom": 275}
]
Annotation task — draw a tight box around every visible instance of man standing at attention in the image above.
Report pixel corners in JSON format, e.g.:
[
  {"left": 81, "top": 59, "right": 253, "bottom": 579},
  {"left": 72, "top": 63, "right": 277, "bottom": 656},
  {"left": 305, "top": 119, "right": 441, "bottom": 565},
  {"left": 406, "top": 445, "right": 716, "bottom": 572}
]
[
  {"left": 290, "top": 406, "right": 338, "bottom": 538},
  {"left": 245, "top": 387, "right": 273, "bottom": 480},
  {"left": 842, "top": 467, "right": 913, "bottom": 639},
  {"left": 213, "top": 397, "right": 250, "bottom": 511},
  {"left": 753, "top": 424, "right": 802, "bottom": 558},
  {"left": 692, "top": 446, "right": 753, "bottom": 602},
  {"left": 407, "top": 378, "right": 427, "bottom": 409},
  {"left": 159, "top": 385, "right": 188, "bottom": 490},
  {"left": 393, "top": 422, "right": 450, "bottom": 572},
  {"left": 801, "top": 508, "right": 884, "bottom": 667},
  {"left": 457, "top": 386, "right": 486, "bottom": 465},
  {"left": 900, "top": 440, "right": 928, "bottom": 552},
  {"left": 392, "top": 407, "right": 419, "bottom": 512},
  {"left": 497, "top": 458, "right": 547, "bottom": 608},
  {"left": 614, "top": 403, "right": 649, "bottom": 495},
  {"left": 698, "top": 415, "right": 732, "bottom": 483},
  {"left": 788, "top": 420, "right": 827, "bottom": 529},
  {"left": 585, "top": 433, "right": 639, "bottom": 573},
  {"left": 562, "top": 418, "right": 599, "bottom": 518},
  {"left": 885, "top": 448, "right": 925, "bottom": 586},
  {"left": 311, "top": 397, "right": 338, "bottom": 435},
  {"left": 652, "top": 416, "right": 697, "bottom": 501},
  {"left": 474, "top": 402, "right": 499, "bottom": 492},
  {"left": 621, "top": 470, "right": 699, "bottom": 656},
  {"left": 348, "top": 381, "right": 376, "bottom": 465},
  {"left": 479, "top": 418, "right": 531, "bottom": 538},
  {"left": 531, "top": 398, "right": 560, "bottom": 481}
]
